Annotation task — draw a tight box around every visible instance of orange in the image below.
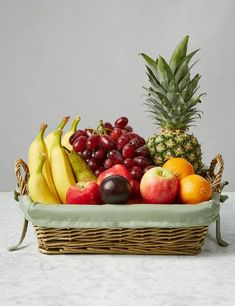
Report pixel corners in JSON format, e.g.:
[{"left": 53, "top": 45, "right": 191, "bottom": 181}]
[
  {"left": 179, "top": 174, "right": 212, "bottom": 204},
  {"left": 163, "top": 157, "right": 194, "bottom": 181}
]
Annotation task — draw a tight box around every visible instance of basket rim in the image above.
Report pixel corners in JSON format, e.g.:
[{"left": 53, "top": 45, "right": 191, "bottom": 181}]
[{"left": 17, "top": 192, "right": 221, "bottom": 230}]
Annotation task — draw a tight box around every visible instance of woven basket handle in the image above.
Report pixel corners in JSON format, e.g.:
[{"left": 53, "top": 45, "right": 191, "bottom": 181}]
[
  {"left": 9, "top": 159, "right": 30, "bottom": 252},
  {"left": 207, "top": 154, "right": 229, "bottom": 246},
  {"left": 15, "top": 159, "right": 29, "bottom": 197},
  {"left": 207, "top": 154, "right": 224, "bottom": 192}
]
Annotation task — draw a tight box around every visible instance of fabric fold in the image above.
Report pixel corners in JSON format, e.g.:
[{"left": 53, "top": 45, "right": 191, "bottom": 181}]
[{"left": 18, "top": 193, "right": 221, "bottom": 229}]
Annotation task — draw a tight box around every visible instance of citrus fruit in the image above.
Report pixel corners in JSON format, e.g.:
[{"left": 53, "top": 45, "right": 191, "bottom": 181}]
[
  {"left": 179, "top": 174, "right": 212, "bottom": 204},
  {"left": 163, "top": 157, "right": 194, "bottom": 181}
]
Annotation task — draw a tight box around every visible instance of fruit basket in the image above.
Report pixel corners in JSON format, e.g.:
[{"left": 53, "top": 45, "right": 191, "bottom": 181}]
[
  {"left": 11, "top": 154, "right": 228, "bottom": 255},
  {"left": 9, "top": 36, "right": 229, "bottom": 255}
]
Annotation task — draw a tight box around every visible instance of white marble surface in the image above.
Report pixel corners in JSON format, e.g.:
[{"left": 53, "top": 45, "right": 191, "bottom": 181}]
[{"left": 0, "top": 192, "right": 235, "bottom": 306}]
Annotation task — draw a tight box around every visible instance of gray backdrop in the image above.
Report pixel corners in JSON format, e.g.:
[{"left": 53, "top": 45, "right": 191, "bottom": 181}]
[{"left": 0, "top": 0, "right": 234, "bottom": 191}]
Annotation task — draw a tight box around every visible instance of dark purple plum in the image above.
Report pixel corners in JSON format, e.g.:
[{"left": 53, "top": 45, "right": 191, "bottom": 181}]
[{"left": 99, "top": 175, "right": 131, "bottom": 204}]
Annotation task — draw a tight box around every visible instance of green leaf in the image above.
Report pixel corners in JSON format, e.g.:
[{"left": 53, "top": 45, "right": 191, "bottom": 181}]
[
  {"left": 140, "top": 53, "right": 158, "bottom": 76},
  {"left": 175, "top": 49, "right": 200, "bottom": 84},
  {"left": 145, "top": 82, "right": 166, "bottom": 96},
  {"left": 144, "top": 85, "right": 167, "bottom": 100},
  {"left": 144, "top": 92, "right": 171, "bottom": 111},
  {"left": 186, "top": 93, "right": 205, "bottom": 108},
  {"left": 166, "top": 78, "right": 177, "bottom": 102},
  {"left": 146, "top": 102, "right": 170, "bottom": 119},
  {"left": 169, "top": 36, "right": 189, "bottom": 74},
  {"left": 178, "top": 73, "right": 190, "bottom": 92},
  {"left": 146, "top": 66, "right": 160, "bottom": 85},
  {"left": 183, "top": 74, "right": 201, "bottom": 100},
  {"left": 157, "top": 56, "right": 173, "bottom": 90},
  {"left": 145, "top": 71, "right": 167, "bottom": 96}
]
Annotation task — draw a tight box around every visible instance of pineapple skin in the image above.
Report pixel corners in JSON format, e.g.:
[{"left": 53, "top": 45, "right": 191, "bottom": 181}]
[{"left": 147, "top": 129, "right": 202, "bottom": 174}]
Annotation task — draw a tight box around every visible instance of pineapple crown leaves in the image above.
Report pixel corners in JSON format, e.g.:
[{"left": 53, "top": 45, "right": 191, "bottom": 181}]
[{"left": 140, "top": 36, "right": 206, "bottom": 129}]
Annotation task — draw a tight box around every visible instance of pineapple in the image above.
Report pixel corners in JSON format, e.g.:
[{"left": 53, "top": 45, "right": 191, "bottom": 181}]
[{"left": 141, "top": 36, "right": 205, "bottom": 174}]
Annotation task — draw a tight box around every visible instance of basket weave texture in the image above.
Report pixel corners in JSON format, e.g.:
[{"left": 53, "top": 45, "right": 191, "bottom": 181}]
[{"left": 15, "top": 154, "right": 224, "bottom": 255}]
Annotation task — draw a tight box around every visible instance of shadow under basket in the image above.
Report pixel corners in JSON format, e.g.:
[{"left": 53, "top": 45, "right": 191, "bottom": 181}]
[{"left": 12, "top": 154, "right": 228, "bottom": 255}]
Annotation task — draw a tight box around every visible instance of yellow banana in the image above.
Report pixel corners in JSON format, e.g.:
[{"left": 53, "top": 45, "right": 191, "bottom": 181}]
[
  {"left": 62, "top": 116, "right": 81, "bottom": 151},
  {"left": 50, "top": 129, "right": 76, "bottom": 203},
  {"left": 28, "top": 153, "right": 60, "bottom": 204},
  {"left": 28, "top": 123, "right": 61, "bottom": 202},
  {"left": 45, "top": 116, "right": 70, "bottom": 162}
]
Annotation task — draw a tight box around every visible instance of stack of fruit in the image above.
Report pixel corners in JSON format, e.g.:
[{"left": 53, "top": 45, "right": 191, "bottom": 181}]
[
  {"left": 27, "top": 115, "right": 212, "bottom": 206},
  {"left": 26, "top": 36, "right": 213, "bottom": 206}
]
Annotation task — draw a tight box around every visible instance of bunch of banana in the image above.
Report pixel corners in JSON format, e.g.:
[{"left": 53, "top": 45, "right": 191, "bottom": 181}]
[
  {"left": 50, "top": 128, "right": 76, "bottom": 203},
  {"left": 45, "top": 116, "right": 70, "bottom": 162},
  {"left": 27, "top": 116, "right": 96, "bottom": 205},
  {"left": 28, "top": 123, "right": 61, "bottom": 203},
  {"left": 28, "top": 153, "right": 60, "bottom": 204}
]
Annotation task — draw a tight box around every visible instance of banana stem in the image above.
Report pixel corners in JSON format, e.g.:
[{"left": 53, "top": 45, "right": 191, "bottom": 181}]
[
  {"left": 57, "top": 116, "right": 70, "bottom": 130},
  {"left": 69, "top": 116, "right": 81, "bottom": 132},
  {"left": 54, "top": 129, "right": 63, "bottom": 147},
  {"left": 37, "top": 123, "right": 48, "bottom": 141}
]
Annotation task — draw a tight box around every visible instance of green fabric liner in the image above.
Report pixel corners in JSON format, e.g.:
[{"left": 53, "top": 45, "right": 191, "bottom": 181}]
[
  {"left": 18, "top": 193, "right": 221, "bottom": 229},
  {"left": 8, "top": 192, "right": 228, "bottom": 252}
]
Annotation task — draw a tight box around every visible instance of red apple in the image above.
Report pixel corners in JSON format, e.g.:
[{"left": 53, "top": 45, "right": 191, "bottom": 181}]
[
  {"left": 140, "top": 167, "right": 178, "bottom": 204},
  {"left": 66, "top": 181, "right": 101, "bottom": 205},
  {"left": 97, "top": 164, "right": 132, "bottom": 185}
]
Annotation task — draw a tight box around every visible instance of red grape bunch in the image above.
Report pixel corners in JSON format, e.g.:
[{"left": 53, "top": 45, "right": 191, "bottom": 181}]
[{"left": 69, "top": 116, "right": 155, "bottom": 181}]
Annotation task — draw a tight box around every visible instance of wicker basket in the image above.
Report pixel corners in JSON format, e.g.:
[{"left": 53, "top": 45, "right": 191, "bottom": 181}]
[{"left": 14, "top": 154, "right": 225, "bottom": 255}]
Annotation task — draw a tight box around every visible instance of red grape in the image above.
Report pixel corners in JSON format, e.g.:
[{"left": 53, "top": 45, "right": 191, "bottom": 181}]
[
  {"left": 129, "top": 179, "right": 140, "bottom": 197},
  {"left": 110, "top": 128, "right": 123, "bottom": 141},
  {"left": 127, "top": 132, "right": 141, "bottom": 140},
  {"left": 71, "top": 116, "right": 150, "bottom": 182},
  {"left": 104, "top": 122, "right": 113, "bottom": 131},
  {"left": 120, "top": 133, "right": 131, "bottom": 141},
  {"left": 135, "top": 146, "right": 150, "bottom": 157},
  {"left": 84, "top": 128, "right": 93, "bottom": 137},
  {"left": 73, "top": 136, "right": 87, "bottom": 152},
  {"left": 86, "top": 134, "right": 100, "bottom": 150},
  {"left": 139, "top": 136, "right": 146, "bottom": 146},
  {"left": 88, "top": 158, "right": 100, "bottom": 171},
  {"left": 94, "top": 147, "right": 106, "bottom": 160},
  {"left": 130, "top": 165, "right": 143, "bottom": 181},
  {"left": 107, "top": 150, "right": 123, "bottom": 164},
  {"left": 81, "top": 148, "right": 93, "bottom": 159},
  {"left": 100, "top": 135, "right": 116, "bottom": 151},
  {"left": 128, "top": 138, "right": 141, "bottom": 149},
  {"left": 116, "top": 137, "right": 128, "bottom": 151},
  {"left": 69, "top": 130, "right": 86, "bottom": 145},
  {"left": 115, "top": 116, "right": 128, "bottom": 129},
  {"left": 103, "top": 158, "right": 113, "bottom": 169},
  {"left": 123, "top": 158, "right": 136, "bottom": 170},
  {"left": 133, "top": 156, "right": 154, "bottom": 168},
  {"left": 95, "top": 167, "right": 105, "bottom": 177},
  {"left": 122, "top": 143, "right": 135, "bottom": 159},
  {"left": 143, "top": 165, "right": 155, "bottom": 173},
  {"left": 124, "top": 125, "right": 133, "bottom": 132}
]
